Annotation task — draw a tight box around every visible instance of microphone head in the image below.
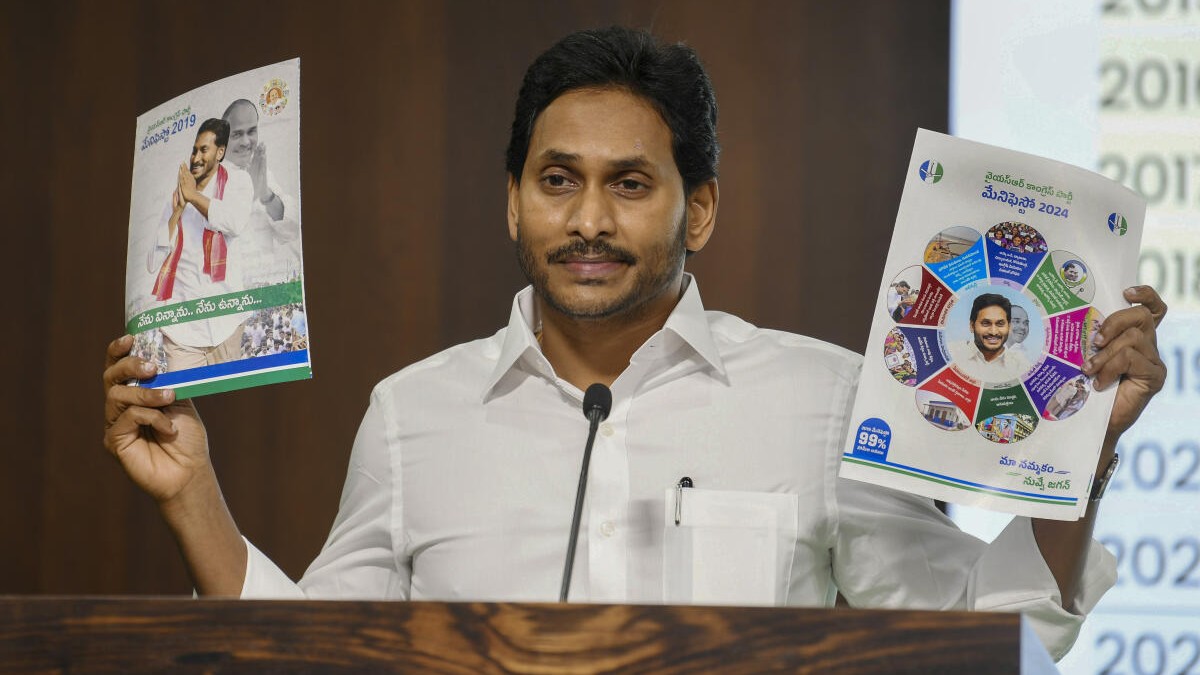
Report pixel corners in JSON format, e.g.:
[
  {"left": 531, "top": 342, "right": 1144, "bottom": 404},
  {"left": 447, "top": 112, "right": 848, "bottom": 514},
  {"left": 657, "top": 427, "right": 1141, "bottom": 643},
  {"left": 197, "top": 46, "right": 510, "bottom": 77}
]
[{"left": 582, "top": 383, "right": 612, "bottom": 422}]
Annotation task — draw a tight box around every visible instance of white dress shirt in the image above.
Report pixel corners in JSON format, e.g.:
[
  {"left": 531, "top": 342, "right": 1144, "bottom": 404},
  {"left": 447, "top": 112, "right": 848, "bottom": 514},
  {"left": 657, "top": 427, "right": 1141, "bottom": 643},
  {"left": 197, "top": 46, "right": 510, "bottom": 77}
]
[
  {"left": 947, "top": 339, "right": 1033, "bottom": 384},
  {"left": 147, "top": 163, "right": 253, "bottom": 347},
  {"left": 241, "top": 276, "right": 1114, "bottom": 660},
  {"left": 238, "top": 168, "right": 302, "bottom": 287}
]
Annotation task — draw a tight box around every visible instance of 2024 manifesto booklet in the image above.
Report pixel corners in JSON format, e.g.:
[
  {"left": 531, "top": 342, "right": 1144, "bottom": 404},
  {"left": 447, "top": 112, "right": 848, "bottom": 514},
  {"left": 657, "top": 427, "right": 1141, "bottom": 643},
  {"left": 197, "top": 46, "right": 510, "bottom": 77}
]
[
  {"left": 840, "top": 129, "right": 1145, "bottom": 521},
  {"left": 124, "top": 59, "right": 309, "bottom": 399}
]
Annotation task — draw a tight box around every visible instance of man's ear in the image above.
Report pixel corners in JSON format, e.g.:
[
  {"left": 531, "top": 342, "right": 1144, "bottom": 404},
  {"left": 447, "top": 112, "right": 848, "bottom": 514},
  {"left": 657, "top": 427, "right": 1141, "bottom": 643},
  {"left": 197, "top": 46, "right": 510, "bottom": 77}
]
[
  {"left": 684, "top": 179, "right": 718, "bottom": 253},
  {"left": 507, "top": 173, "right": 520, "bottom": 242},
  {"left": 216, "top": 146, "right": 226, "bottom": 162}
]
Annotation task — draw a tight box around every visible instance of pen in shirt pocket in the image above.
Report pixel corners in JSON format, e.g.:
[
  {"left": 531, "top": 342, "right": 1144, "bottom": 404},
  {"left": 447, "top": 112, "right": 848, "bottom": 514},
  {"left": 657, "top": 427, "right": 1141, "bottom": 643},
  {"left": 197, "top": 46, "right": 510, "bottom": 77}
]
[{"left": 674, "top": 476, "right": 693, "bottom": 526}]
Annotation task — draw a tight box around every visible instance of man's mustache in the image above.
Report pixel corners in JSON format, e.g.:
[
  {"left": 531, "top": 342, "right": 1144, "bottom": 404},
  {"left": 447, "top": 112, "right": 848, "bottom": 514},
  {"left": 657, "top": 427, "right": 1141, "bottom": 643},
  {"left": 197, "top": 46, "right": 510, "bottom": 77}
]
[{"left": 546, "top": 240, "right": 637, "bottom": 265}]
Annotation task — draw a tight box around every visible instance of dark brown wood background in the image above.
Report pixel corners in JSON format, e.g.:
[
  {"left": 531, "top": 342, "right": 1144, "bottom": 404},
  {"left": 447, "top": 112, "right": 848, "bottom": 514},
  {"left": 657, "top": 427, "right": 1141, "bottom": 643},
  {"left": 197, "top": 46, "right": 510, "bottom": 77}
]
[{"left": 0, "top": 1, "right": 948, "bottom": 594}]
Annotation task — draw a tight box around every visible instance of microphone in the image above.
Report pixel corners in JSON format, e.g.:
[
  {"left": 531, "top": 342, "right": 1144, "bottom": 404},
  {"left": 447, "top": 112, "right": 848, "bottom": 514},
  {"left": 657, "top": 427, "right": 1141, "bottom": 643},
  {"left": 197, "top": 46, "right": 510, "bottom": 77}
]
[{"left": 560, "top": 383, "right": 612, "bottom": 602}]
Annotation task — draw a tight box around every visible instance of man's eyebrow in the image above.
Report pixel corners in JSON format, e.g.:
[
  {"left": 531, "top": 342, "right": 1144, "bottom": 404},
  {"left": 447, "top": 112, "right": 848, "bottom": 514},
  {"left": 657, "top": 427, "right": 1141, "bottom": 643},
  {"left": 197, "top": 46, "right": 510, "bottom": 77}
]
[
  {"left": 609, "top": 155, "right": 651, "bottom": 171},
  {"left": 537, "top": 149, "right": 653, "bottom": 171},
  {"left": 541, "top": 149, "right": 579, "bottom": 163}
]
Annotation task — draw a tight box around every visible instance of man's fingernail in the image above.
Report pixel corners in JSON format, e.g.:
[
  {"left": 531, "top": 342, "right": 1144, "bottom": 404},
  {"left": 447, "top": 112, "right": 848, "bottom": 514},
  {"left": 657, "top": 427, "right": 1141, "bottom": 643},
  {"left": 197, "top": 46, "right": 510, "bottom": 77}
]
[
  {"left": 160, "top": 389, "right": 174, "bottom": 401},
  {"left": 142, "top": 362, "right": 155, "bottom": 373},
  {"left": 121, "top": 335, "right": 134, "bottom": 345}
]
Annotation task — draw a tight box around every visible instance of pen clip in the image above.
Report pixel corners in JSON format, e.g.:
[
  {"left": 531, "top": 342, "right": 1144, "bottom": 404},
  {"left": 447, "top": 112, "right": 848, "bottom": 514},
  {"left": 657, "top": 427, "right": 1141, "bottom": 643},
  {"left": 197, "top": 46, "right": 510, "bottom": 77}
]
[{"left": 674, "top": 476, "right": 693, "bottom": 526}]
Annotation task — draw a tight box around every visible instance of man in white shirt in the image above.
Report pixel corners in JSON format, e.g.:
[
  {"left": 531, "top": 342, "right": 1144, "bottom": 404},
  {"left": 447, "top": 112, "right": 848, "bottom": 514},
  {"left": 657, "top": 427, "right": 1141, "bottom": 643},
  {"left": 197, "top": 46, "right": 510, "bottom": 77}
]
[
  {"left": 147, "top": 119, "right": 254, "bottom": 370},
  {"left": 886, "top": 281, "right": 911, "bottom": 321},
  {"left": 220, "top": 99, "right": 301, "bottom": 286},
  {"left": 1010, "top": 304, "right": 1029, "bottom": 345},
  {"left": 104, "top": 27, "right": 1168, "bottom": 661},
  {"left": 948, "top": 293, "right": 1032, "bottom": 384}
]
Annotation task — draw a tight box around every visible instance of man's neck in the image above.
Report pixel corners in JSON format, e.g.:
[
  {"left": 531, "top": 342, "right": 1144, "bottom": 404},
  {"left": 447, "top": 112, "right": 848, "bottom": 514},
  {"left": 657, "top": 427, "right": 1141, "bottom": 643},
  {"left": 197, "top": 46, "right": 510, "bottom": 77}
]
[
  {"left": 980, "top": 345, "right": 1005, "bottom": 362},
  {"left": 536, "top": 278, "right": 684, "bottom": 391},
  {"left": 196, "top": 166, "right": 220, "bottom": 191}
]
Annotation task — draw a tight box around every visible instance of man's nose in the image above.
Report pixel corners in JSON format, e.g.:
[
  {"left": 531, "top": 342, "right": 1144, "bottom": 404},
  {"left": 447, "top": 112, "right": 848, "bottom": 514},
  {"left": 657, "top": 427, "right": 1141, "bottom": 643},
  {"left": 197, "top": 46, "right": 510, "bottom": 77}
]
[{"left": 567, "top": 184, "right": 616, "bottom": 241}]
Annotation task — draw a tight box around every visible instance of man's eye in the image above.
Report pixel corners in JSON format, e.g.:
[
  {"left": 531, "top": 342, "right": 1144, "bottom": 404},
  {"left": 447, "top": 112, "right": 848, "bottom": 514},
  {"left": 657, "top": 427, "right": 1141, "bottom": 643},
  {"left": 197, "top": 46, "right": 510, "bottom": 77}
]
[{"left": 543, "top": 175, "right": 570, "bottom": 188}]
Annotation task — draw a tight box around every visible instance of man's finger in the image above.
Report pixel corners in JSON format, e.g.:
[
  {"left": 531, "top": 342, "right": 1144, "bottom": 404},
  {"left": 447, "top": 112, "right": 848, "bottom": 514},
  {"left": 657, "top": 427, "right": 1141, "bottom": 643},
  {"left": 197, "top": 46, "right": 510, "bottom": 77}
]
[
  {"left": 105, "top": 405, "right": 177, "bottom": 454},
  {"left": 1086, "top": 323, "right": 1153, "bottom": 378},
  {"left": 1087, "top": 326, "right": 1164, "bottom": 391},
  {"left": 1090, "top": 345, "right": 1133, "bottom": 391},
  {"left": 1098, "top": 347, "right": 1165, "bottom": 395},
  {"left": 105, "top": 380, "right": 175, "bottom": 424},
  {"left": 102, "top": 354, "right": 159, "bottom": 391},
  {"left": 1094, "top": 304, "right": 1155, "bottom": 350},
  {"left": 105, "top": 335, "right": 134, "bottom": 369},
  {"left": 1123, "top": 285, "right": 1168, "bottom": 327}
]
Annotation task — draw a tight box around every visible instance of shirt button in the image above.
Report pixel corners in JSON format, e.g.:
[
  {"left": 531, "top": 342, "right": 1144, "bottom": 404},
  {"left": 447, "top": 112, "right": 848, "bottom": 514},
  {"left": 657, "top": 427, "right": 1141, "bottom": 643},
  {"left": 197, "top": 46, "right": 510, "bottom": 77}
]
[
  {"left": 600, "top": 422, "right": 614, "bottom": 437},
  {"left": 599, "top": 521, "right": 616, "bottom": 537}
]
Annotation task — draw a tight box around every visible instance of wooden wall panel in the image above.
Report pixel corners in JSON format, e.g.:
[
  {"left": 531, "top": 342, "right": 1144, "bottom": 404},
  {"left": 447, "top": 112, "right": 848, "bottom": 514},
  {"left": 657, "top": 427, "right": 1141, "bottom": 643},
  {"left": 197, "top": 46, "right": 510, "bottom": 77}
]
[{"left": 0, "top": 0, "right": 949, "bottom": 594}]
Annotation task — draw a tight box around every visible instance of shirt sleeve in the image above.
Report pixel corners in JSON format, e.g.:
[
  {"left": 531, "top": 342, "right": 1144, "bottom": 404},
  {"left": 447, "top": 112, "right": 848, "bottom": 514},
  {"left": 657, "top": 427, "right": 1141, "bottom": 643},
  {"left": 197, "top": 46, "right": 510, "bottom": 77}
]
[
  {"left": 265, "top": 169, "right": 301, "bottom": 237},
  {"left": 831, "top": 477, "right": 1116, "bottom": 661},
  {"left": 205, "top": 167, "right": 254, "bottom": 238},
  {"left": 240, "top": 391, "right": 411, "bottom": 599},
  {"left": 146, "top": 200, "right": 176, "bottom": 274}
]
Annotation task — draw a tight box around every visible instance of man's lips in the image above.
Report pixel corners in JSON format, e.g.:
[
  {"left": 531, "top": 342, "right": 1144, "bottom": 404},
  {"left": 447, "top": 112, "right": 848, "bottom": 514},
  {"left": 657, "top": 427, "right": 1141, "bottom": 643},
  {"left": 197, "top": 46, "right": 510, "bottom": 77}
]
[{"left": 560, "top": 258, "right": 627, "bottom": 278}]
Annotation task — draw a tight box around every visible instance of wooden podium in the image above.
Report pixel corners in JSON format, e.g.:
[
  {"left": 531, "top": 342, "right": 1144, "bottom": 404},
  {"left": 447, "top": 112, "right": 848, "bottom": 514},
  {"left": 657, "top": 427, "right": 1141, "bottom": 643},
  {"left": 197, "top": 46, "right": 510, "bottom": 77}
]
[{"left": 0, "top": 597, "right": 1026, "bottom": 673}]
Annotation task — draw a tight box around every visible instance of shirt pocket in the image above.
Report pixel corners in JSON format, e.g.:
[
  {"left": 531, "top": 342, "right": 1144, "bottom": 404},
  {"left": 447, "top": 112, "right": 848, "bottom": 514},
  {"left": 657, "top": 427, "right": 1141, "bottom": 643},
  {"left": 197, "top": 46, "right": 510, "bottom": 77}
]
[{"left": 662, "top": 488, "right": 799, "bottom": 606}]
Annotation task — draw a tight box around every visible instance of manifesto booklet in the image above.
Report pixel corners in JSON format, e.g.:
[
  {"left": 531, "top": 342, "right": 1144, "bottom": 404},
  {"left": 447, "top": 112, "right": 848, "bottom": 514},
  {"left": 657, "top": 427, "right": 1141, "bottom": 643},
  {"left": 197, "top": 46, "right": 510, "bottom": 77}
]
[
  {"left": 124, "top": 59, "right": 309, "bottom": 398},
  {"left": 840, "top": 129, "right": 1145, "bottom": 520}
]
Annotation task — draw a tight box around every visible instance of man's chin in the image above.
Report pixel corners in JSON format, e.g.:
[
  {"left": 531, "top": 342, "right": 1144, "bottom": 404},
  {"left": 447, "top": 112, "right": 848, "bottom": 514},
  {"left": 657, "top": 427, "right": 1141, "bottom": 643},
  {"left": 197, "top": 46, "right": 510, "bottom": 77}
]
[{"left": 535, "top": 282, "right": 640, "bottom": 320}]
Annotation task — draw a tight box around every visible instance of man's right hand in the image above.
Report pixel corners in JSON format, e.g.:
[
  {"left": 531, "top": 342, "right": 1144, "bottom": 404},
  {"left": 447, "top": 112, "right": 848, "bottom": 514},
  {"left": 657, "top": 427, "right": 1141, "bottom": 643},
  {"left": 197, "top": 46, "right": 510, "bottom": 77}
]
[
  {"left": 103, "top": 335, "right": 210, "bottom": 505},
  {"left": 102, "top": 335, "right": 249, "bottom": 596}
]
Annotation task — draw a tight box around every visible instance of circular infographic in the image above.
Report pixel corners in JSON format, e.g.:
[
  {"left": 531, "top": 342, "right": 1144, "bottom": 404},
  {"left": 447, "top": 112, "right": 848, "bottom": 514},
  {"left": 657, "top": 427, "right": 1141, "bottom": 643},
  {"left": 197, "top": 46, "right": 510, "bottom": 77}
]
[{"left": 880, "top": 221, "right": 1100, "bottom": 444}]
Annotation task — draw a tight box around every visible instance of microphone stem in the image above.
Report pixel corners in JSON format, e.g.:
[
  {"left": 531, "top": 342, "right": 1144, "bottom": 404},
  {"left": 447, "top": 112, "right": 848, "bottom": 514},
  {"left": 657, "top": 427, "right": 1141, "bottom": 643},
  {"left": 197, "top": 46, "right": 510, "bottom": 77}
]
[{"left": 560, "top": 409, "right": 602, "bottom": 602}]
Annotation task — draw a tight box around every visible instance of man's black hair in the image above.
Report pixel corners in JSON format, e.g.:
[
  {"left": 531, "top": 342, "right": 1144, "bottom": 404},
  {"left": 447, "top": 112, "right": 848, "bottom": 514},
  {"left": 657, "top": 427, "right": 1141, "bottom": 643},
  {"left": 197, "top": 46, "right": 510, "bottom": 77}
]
[
  {"left": 970, "top": 293, "right": 1011, "bottom": 323},
  {"left": 505, "top": 26, "right": 719, "bottom": 194},
  {"left": 196, "top": 118, "right": 230, "bottom": 148}
]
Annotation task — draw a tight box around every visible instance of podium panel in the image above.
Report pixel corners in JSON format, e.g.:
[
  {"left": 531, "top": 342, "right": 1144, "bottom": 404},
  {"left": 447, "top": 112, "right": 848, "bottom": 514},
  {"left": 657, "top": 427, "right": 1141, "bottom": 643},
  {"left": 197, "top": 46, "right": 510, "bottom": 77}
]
[{"left": 0, "top": 597, "right": 1021, "bottom": 673}]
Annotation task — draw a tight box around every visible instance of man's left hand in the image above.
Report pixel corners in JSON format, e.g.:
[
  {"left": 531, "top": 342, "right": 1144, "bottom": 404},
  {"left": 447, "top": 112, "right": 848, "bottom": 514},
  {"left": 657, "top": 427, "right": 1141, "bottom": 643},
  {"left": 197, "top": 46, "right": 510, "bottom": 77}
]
[{"left": 1082, "top": 285, "right": 1167, "bottom": 439}]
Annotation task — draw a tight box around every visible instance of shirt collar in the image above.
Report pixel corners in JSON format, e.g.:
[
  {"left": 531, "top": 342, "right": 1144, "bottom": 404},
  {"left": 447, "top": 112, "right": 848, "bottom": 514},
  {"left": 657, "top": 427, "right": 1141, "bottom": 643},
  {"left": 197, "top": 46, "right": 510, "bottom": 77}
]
[
  {"left": 964, "top": 341, "right": 1009, "bottom": 363},
  {"left": 480, "top": 273, "right": 726, "bottom": 402},
  {"left": 660, "top": 274, "right": 725, "bottom": 375}
]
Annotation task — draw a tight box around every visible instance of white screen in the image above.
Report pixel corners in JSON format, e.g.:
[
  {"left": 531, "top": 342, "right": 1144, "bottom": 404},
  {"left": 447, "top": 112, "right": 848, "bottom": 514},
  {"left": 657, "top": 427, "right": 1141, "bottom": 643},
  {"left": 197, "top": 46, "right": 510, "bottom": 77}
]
[{"left": 951, "top": 2, "right": 1200, "bottom": 672}]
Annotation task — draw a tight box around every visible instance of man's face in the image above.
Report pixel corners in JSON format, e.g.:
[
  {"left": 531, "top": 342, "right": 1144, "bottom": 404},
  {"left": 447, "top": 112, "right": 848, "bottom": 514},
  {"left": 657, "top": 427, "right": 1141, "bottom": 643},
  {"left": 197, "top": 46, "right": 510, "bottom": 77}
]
[
  {"left": 971, "top": 305, "right": 1010, "bottom": 357},
  {"left": 1064, "top": 264, "right": 1081, "bottom": 282},
  {"left": 190, "top": 131, "right": 225, "bottom": 183},
  {"left": 508, "top": 87, "right": 712, "bottom": 321},
  {"left": 224, "top": 104, "right": 259, "bottom": 169},
  {"left": 1008, "top": 305, "right": 1029, "bottom": 345}
]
